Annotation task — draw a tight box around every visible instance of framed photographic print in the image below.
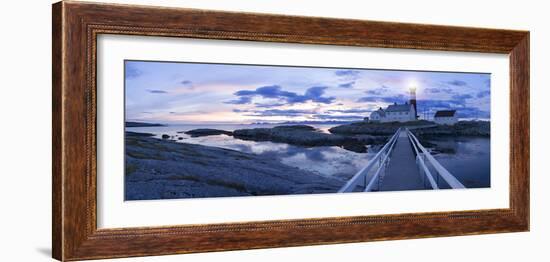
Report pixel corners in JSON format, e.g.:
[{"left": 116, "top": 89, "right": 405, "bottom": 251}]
[{"left": 52, "top": 1, "right": 529, "bottom": 261}]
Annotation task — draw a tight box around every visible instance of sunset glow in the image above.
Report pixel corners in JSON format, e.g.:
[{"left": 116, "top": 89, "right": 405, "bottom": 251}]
[{"left": 125, "top": 61, "right": 491, "bottom": 124}]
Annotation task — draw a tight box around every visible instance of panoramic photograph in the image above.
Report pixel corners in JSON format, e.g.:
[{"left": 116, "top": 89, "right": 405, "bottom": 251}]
[{"left": 124, "top": 60, "right": 491, "bottom": 201}]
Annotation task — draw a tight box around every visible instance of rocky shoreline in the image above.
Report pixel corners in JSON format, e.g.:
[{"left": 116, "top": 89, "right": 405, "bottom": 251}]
[
  {"left": 328, "top": 120, "right": 489, "bottom": 137},
  {"left": 175, "top": 121, "right": 489, "bottom": 154},
  {"left": 411, "top": 121, "right": 490, "bottom": 137},
  {"left": 125, "top": 120, "right": 491, "bottom": 200},
  {"left": 181, "top": 125, "right": 386, "bottom": 153},
  {"left": 232, "top": 125, "right": 386, "bottom": 153},
  {"left": 328, "top": 120, "right": 435, "bottom": 135},
  {"left": 125, "top": 132, "right": 343, "bottom": 200},
  {"left": 184, "top": 128, "right": 233, "bottom": 137}
]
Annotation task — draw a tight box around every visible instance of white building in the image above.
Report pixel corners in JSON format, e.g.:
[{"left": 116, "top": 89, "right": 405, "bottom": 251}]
[
  {"left": 434, "top": 110, "right": 458, "bottom": 125},
  {"left": 368, "top": 87, "right": 418, "bottom": 123},
  {"left": 369, "top": 102, "right": 416, "bottom": 123}
]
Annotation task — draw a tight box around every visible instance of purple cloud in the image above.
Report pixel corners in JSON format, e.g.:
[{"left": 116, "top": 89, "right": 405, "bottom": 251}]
[
  {"left": 146, "top": 89, "right": 168, "bottom": 94},
  {"left": 328, "top": 108, "right": 372, "bottom": 114},
  {"left": 243, "top": 109, "right": 316, "bottom": 117},
  {"left": 425, "top": 87, "right": 453, "bottom": 94},
  {"left": 452, "top": 94, "right": 473, "bottom": 100},
  {"left": 225, "top": 96, "right": 253, "bottom": 105},
  {"left": 338, "top": 81, "right": 355, "bottom": 88},
  {"left": 125, "top": 64, "right": 143, "bottom": 79},
  {"left": 228, "top": 85, "right": 335, "bottom": 105},
  {"left": 335, "top": 70, "right": 360, "bottom": 77},
  {"left": 312, "top": 114, "right": 365, "bottom": 120},
  {"left": 357, "top": 94, "right": 407, "bottom": 103},
  {"left": 446, "top": 80, "right": 468, "bottom": 86},
  {"left": 477, "top": 90, "right": 491, "bottom": 98}
]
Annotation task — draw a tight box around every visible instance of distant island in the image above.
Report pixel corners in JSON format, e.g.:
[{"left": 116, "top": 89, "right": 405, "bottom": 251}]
[{"left": 125, "top": 121, "right": 165, "bottom": 127}]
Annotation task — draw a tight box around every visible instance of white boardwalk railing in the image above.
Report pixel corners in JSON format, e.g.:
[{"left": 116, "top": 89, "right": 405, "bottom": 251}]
[
  {"left": 338, "top": 128, "right": 401, "bottom": 193},
  {"left": 406, "top": 129, "right": 465, "bottom": 189},
  {"left": 406, "top": 129, "right": 439, "bottom": 189},
  {"left": 338, "top": 126, "right": 466, "bottom": 193}
]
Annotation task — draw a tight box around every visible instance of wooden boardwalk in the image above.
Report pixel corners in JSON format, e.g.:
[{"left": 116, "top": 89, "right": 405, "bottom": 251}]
[
  {"left": 379, "top": 130, "right": 425, "bottom": 191},
  {"left": 338, "top": 127, "right": 465, "bottom": 193}
]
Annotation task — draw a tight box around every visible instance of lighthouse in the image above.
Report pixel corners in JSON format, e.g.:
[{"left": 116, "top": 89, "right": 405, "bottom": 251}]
[
  {"left": 367, "top": 87, "right": 419, "bottom": 123},
  {"left": 409, "top": 87, "right": 418, "bottom": 119}
]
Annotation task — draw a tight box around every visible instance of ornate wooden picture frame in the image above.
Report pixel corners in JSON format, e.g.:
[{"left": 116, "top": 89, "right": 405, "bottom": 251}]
[{"left": 52, "top": 1, "right": 529, "bottom": 261}]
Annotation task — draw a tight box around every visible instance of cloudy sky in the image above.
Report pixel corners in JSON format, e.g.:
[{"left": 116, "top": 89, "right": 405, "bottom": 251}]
[{"left": 125, "top": 60, "right": 491, "bottom": 124}]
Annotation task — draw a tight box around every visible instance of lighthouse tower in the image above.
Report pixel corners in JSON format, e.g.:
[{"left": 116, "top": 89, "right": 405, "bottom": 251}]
[{"left": 409, "top": 87, "right": 418, "bottom": 119}]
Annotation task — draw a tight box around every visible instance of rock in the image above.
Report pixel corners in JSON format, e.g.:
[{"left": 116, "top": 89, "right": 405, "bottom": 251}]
[
  {"left": 329, "top": 120, "right": 435, "bottom": 136},
  {"left": 124, "top": 135, "right": 343, "bottom": 200},
  {"left": 353, "top": 134, "right": 389, "bottom": 144},
  {"left": 329, "top": 122, "right": 398, "bottom": 135},
  {"left": 412, "top": 121, "right": 490, "bottom": 137},
  {"left": 233, "top": 125, "right": 365, "bottom": 148},
  {"left": 231, "top": 124, "right": 393, "bottom": 152},
  {"left": 125, "top": 131, "right": 155, "bottom": 137},
  {"left": 342, "top": 143, "right": 367, "bottom": 153},
  {"left": 184, "top": 128, "right": 233, "bottom": 137}
]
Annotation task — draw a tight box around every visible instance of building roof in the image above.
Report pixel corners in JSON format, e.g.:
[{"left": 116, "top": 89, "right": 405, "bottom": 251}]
[
  {"left": 434, "top": 110, "right": 456, "bottom": 117},
  {"left": 385, "top": 103, "right": 412, "bottom": 112},
  {"left": 371, "top": 108, "right": 385, "bottom": 117}
]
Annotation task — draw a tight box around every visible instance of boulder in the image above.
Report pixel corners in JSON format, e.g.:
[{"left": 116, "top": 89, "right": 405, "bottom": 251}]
[
  {"left": 233, "top": 125, "right": 366, "bottom": 149},
  {"left": 184, "top": 129, "right": 233, "bottom": 137}
]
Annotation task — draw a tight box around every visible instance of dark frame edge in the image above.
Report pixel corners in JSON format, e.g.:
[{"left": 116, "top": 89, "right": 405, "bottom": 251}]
[
  {"left": 52, "top": 1, "right": 64, "bottom": 261},
  {"left": 509, "top": 33, "right": 530, "bottom": 230}
]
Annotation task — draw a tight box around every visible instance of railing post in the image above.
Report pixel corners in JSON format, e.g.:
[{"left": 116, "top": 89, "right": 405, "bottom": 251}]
[
  {"left": 408, "top": 130, "right": 465, "bottom": 189},
  {"left": 378, "top": 163, "right": 385, "bottom": 191},
  {"left": 406, "top": 129, "right": 440, "bottom": 190},
  {"left": 416, "top": 153, "right": 426, "bottom": 188},
  {"left": 339, "top": 128, "right": 407, "bottom": 193}
]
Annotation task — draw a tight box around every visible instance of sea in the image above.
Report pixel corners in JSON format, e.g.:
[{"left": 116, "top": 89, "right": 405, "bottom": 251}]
[{"left": 126, "top": 123, "right": 490, "bottom": 188}]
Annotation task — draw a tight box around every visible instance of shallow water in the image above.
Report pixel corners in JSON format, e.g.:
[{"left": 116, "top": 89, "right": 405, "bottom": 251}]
[
  {"left": 126, "top": 124, "right": 490, "bottom": 188},
  {"left": 426, "top": 137, "right": 491, "bottom": 188},
  {"left": 126, "top": 124, "right": 372, "bottom": 180}
]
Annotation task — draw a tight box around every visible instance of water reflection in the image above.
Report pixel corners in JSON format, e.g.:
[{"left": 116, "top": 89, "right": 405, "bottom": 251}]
[
  {"left": 126, "top": 124, "right": 372, "bottom": 180},
  {"left": 127, "top": 124, "right": 490, "bottom": 188},
  {"left": 424, "top": 137, "right": 490, "bottom": 188}
]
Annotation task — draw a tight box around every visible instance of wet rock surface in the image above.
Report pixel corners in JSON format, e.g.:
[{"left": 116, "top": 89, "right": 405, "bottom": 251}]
[
  {"left": 125, "top": 134, "right": 344, "bottom": 200},
  {"left": 411, "top": 121, "right": 490, "bottom": 137},
  {"left": 184, "top": 128, "right": 233, "bottom": 137},
  {"left": 328, "top": 120, "right": 435, "bottom": 136},
  {"left": 232, "top": 125, "right": 382, "bottom": 153}
]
